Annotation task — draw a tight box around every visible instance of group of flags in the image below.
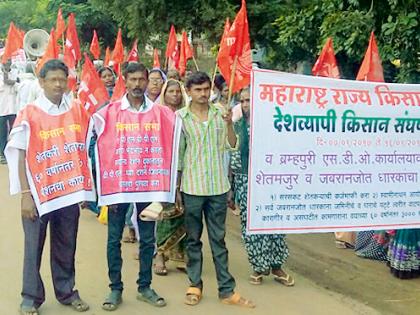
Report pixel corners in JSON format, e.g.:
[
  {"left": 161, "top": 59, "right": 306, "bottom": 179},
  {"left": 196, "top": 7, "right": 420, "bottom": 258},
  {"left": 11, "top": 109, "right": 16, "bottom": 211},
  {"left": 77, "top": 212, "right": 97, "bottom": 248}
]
[
  {"left": 1, "top": 0, "right": 387, "bottom": 116},
  {"left": 312, "top": 31, "right": 385, "bottom": 82}
]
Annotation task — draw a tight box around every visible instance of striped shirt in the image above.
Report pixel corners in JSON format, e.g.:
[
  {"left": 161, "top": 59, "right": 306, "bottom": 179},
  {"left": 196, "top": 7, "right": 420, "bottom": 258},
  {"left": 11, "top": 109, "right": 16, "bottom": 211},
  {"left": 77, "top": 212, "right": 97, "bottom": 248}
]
[{"left": 177, "top": 104, "right": 235, "bottom": 196}]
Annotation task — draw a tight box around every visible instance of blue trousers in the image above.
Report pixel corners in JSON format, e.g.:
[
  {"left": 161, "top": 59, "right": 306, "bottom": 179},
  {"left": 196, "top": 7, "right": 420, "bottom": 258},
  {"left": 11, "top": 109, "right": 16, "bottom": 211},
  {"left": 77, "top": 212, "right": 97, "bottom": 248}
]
[{"left": 106, "top": 202, "right": 155, "bottom": 293}]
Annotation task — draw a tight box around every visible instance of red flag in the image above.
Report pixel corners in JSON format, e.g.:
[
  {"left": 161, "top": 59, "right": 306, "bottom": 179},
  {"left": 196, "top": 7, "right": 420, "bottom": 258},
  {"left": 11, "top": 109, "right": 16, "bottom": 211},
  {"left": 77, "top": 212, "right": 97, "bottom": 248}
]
[
  {"left": 78, "top": 53, "right": 109, "bottom": 115},
  {"left": 104, "top": 47, "right": 111, "bottom": 66},
  {"left": 153, "top": 48, "right": 161, "bottom": 68},
  {"left": 165, "top": 25, "right": 179, "bottom": 70},
  {"left": 312, "top": 37, "right": 340, "bottom": 78},
  {"left": 36, "top": 28, "right": 59, "bottom": 74},
  {"left": 112, "top": 28, "right": 124, "bottom": 65},
  {"left": 63, "top": 13, "right": 81, "bottom": 91},
  {"left": 64, "top": 13, "right": 81, "bottom": 68},
  {"left": 126, "top": 39, "right": 139, "bottom": 62},
  {"left": 90, "top": 30, "right": 101, "bottom": 60},
  {"left": 55, "top": 7, "right": 66, "bottom": 39},
  {"left": 1, "top": 22, "right": 24, "bottom": 63},
  {"left": 356, "top": 32, "right": 384, "bottom": 82},
  {"left": 217, "top": 0, "right": 252, "bottom": 94},
  {"left": 111, "top": 75, "right": 126, "bottom": 101},
  {"left": 179, "top": 31, "right": 194, "bottom": 76}
]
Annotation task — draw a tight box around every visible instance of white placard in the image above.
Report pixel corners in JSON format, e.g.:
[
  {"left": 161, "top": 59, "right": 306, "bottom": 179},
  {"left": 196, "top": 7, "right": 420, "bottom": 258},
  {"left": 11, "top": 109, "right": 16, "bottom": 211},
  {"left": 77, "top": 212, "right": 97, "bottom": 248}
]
[{"left": 247, "top": 69, "right": 420, "bottom": 234}]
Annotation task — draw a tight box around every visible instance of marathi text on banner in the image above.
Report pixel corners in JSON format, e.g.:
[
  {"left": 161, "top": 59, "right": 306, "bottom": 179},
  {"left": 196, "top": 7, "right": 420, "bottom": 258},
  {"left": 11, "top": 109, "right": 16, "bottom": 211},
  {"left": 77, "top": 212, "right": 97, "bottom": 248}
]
[{"left": 248, "top": 70, "right": 420, "bottom": 234}]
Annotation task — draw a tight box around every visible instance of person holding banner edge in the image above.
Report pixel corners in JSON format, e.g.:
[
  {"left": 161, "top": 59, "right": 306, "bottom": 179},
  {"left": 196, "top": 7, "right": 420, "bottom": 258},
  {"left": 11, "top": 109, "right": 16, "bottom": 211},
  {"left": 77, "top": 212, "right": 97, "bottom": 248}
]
[
  {"left": 231, "top": 87, "right": 294, "bottom": 286},
  {"left": 177, "top": 71, "right": 255, "bottom": 308}
]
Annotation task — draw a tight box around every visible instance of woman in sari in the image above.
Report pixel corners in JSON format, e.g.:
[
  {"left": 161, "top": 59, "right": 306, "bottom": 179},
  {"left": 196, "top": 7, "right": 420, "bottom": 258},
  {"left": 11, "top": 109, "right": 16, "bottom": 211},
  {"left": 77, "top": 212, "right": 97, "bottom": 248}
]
[
  {"left": 356, "top": 229, "right": 420, "bottom": 279},
  {"left": 231, "top": 87, "right": 294, "bottom": 286},
  {"left": 153, "top": 79, "right": 187, "bottom": 275}
]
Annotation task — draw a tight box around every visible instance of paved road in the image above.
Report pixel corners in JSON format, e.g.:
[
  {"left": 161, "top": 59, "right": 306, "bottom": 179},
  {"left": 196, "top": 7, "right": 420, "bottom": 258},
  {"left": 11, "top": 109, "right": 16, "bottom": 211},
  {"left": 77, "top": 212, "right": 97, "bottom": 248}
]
[{"left": 0, "top": 165, "right": 394, "bottom": 314}]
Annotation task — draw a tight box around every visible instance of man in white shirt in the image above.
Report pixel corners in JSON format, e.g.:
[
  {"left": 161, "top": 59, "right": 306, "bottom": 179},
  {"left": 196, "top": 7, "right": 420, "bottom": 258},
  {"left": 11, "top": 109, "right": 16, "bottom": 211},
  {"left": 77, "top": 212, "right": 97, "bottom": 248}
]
[
  {"left": 0, "top": 60, "right": 18, "bottom": 164},
  {"left": 6, "top": 59, "right": 90, "bottom": 315},
  {"left": 94, "top": 63, "right": 166, "bottom": 311}
]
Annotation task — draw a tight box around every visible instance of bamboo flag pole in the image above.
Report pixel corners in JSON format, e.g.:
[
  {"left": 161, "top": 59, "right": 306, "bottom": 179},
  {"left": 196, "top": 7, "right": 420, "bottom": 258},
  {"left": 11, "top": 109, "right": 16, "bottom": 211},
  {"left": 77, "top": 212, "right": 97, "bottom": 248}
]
[
  {"left": 227, "top": 55, "right": 238, "bottom": 110},
  {"left": 164, "top": 57, "right": 168, "bottom": 71},
  {"left": 192, "top": 56, "right": 199, "bottom": 71},
  {"left": 62, "top": 34, "right": 65, "bottom": 54},
  {"left": 210, "top": 63, "right": 218, "bottom": 92}
]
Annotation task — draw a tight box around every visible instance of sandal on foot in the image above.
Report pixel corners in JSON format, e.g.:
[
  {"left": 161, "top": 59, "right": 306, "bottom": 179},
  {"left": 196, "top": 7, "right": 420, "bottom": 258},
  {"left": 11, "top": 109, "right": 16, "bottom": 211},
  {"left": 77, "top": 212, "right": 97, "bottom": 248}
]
[
  {"left": 102, "top": 291, "right": 122, "bottom": 311},
  {"left": 153, "top": 263, "right": 168, "bottom": 276},
  {"left": 274, "top": 273, "right": 295, "bottom": 286},
  {"left": 153, "top": 254, "right": 168, "bottom": 276},
  {"left": 137, "top": 288, "right": 166, "bottom": 307},
  {"left": 19, "top": 305, "right": 39, "bottom": 315},
  {"left": 249, "top": 273, "right": 263, "bottom": 285},
  {"left": 69, "top": 298, "right": 89, "bottom": 312},
  {"left": 220, "top": 292, "right": 256, "bottom": 308},
  {"left": 184, "top": 287, "right": 202, "bottom": 306}
]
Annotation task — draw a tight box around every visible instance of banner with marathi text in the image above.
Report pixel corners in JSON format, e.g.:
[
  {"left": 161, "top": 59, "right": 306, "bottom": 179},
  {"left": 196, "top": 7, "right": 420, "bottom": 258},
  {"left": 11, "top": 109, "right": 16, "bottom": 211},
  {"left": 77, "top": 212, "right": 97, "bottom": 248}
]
[
  {"left": 7, "top": 103, "right": 95, "bottom": 217},
  {"left": 248, "top": 69, "right": 420, "bottom": 234},
  {"left": 95, "top": 103, "right": 181, "bottom": 206}
]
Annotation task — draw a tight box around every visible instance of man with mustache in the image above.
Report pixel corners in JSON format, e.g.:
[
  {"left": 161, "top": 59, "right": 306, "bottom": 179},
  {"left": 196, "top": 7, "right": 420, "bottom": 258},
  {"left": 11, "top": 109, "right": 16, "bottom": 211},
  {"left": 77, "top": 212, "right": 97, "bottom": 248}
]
[
  {"left": 93, "top": 63, "right": 166, "bottom": 311},
  {"left": 176, "top": 72, "right": 255, "bottom": 308}
]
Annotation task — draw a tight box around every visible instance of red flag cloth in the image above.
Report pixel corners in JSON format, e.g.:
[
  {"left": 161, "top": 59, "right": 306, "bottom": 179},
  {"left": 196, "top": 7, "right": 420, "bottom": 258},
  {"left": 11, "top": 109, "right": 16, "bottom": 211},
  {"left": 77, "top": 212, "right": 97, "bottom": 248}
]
[
  {"left": 217, "top": 0, "right": 252, "bottom": 94},
  {"left": 104, "top": 47, "right": 111, "bottom": 66},
  {"left": 90, "top": 30, "right": 101, "bottom": 60},
  {"left": 126, "top": 39, "right": 139, "bottom": 62},
  {"left": 64, "top": 13, "right": 81, "bottom": 68},
  {"left": 111, "top": 75, "right": 126, "bottom": 101},
  {"left": 1, "top": 22, "right": 24, "bottom": 63},
  {"left": 78, "top": 53, "right": 109, "bottom": 115},
  {"left": 165, "top": 25, "right": 179, "bottom": 70},
  {"left": 153, "top": 48, "right": 161, "bottom": 68},
  {"left": 356, "top": 32, "right": 384, "bottom": 82},
  {"left": 312, "top": 37, "right": 340, "bottom": 78},
  {"left": 179, "top": 31, "right": 193, "bottom": 76},
  {"left": 36, "top": 28, "right": 59, "bottom": 74},
  {"left": 112, "top": 29, "right": 124, "bottom": 65},
  {"left": 55, "top": 7, "right": 66, "bottom": 39}
]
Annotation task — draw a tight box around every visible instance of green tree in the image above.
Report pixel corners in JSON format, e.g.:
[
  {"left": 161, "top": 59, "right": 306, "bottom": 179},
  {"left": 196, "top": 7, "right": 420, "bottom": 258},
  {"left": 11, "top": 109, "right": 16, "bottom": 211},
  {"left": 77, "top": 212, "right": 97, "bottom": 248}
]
[{"left": 271, "top": 0, "right": 419, "bottom": 83}]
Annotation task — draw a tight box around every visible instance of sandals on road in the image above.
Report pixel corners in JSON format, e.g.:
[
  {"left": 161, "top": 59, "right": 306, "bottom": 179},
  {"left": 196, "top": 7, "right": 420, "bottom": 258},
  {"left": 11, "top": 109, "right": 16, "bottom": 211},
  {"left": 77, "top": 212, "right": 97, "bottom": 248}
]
[
  {"left": 137, "top": 288, "right": 166, "bottom": 307},
  {"left": 19, "top": 305, "right": 38, "bottom": 315},
  {"left": 220, "top": 292, "right": 256, "bottom": 308},
  {"left": 102, "top": 291, "right": 122, "bottom": 311},
  {"left": 274, "top": 273, "right": 295, "bottom": 286},
  {"left": 184, "top": 287, "right": 202, "bottom": 306}
]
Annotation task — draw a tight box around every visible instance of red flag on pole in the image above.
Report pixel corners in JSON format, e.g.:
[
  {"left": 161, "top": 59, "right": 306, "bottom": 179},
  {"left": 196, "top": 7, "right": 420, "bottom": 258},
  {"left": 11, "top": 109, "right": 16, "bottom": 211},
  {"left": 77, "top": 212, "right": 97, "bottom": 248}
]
[
  {"left": 126, "top": 39, "right": 139, "bottom": 62},
  {"left": 63, "top": 13, "right": 81, "bottom": 91},
  {"left": 356, "top": 32, "right": 384, "bottom": 82},
  {"left": 36, "top": 28, "right": 59, "bottom": 73},
  {"left": 217, "top": 0, "right": 252, "bottom": 94},
  {"left": 111, "top": 75, "right": 126, "bottom": 101},
  {"left": 63, "top": 13, "right": 81, "bottom": 66},
  {"left": 179, "top": 31, "right": 194, "bottom": 76},
  {"left": 104, "top": 47, "right": 111, "bottom": 66},
  {"left": 165, "top": 25, "right": 179, "bottom": 70},
  {"left": 55, "top": 7, "right": 66, "bottom": 39},
  {"left": 153, "top": 48, "right": 161, "bottom": 69},
  {"left": 312, "top": 37, "right": 340, "bottom": 78},
  {"left": 1, "top": 22, "right": 24, "bottom": 63},
  {"left": 78, "top": 53, "right": 109, "bottom": 115},
  {"left": 112, "top": 29, "right": 124, "bottom": 65},
  {"left": 90, "top": 30, "right": 101, "bottom": 60}
]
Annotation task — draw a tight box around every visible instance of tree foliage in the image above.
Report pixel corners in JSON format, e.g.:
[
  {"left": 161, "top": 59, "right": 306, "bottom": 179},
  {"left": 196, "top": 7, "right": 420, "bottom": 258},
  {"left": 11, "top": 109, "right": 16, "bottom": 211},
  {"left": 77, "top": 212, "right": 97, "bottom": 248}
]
[
  {"left": 271, "top": 0, "right": 419, "bottom": 83},
  {"left": 1, "top": 0, "right": 418, "bottom": 82}
]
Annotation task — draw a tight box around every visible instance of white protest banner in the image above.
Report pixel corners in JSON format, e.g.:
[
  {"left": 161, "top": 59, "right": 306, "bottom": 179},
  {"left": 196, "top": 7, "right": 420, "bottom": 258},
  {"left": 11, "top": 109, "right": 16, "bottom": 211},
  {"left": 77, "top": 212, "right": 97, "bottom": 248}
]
[{"left": 248, "top": 69, "right": 420, "bottom": 234}]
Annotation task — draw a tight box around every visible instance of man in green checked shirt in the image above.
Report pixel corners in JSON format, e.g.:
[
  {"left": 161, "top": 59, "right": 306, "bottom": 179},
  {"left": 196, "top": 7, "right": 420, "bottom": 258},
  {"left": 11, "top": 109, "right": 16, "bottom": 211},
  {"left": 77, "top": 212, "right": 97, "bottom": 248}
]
[{"left": 176, "top": 72, "right": 255, "bottom": 308}]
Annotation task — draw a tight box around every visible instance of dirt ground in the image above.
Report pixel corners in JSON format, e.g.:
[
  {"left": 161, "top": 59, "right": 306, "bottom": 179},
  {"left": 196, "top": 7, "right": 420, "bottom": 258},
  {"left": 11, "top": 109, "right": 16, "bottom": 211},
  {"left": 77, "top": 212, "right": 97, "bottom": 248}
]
[{"left": 0, "top": 165, "right": 417, "bottom": 314}]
